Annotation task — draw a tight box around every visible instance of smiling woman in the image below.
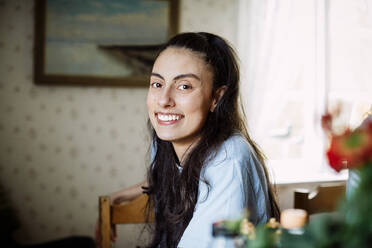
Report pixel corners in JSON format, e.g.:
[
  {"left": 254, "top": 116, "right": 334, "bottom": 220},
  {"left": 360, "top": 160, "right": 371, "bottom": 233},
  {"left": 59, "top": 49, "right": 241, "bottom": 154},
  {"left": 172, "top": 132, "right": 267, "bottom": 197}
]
[{"left": 96, "top": 32, "right": 280, "bottom": 248}]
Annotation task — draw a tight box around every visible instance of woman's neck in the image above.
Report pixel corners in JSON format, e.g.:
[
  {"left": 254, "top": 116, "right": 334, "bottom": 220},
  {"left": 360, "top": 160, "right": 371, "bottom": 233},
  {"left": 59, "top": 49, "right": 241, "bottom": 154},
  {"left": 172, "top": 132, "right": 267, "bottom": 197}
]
[{"left": 172, "top": 138, "right": 200, "bottom": 166}]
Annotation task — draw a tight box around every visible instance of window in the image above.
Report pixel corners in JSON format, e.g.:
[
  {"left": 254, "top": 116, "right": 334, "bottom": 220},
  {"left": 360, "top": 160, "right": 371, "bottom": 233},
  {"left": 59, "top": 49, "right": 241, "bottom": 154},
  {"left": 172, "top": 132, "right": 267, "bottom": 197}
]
[{"left": 237, "top": 0, "right": 371, "bottom": 184}]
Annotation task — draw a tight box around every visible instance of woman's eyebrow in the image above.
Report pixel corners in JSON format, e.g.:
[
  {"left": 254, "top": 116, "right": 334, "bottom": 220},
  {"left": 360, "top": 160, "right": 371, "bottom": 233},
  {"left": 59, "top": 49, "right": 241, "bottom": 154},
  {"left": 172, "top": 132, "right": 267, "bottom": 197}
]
[
  {"left": 173, "top": 73, "right": 201, "bottom": 81},
  {"left": 151, "top": 73, "right": 201, "bottom": 81},
  {"left": 151, "top": 72, "right": 164, "bottom": 80}
]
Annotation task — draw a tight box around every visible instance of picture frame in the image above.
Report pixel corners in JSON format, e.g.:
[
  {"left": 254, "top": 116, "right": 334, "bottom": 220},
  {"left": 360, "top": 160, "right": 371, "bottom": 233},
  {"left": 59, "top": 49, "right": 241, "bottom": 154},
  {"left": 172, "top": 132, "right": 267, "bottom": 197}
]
[{"left": 34, "top": 0, "right": 179, "bottom": 87}]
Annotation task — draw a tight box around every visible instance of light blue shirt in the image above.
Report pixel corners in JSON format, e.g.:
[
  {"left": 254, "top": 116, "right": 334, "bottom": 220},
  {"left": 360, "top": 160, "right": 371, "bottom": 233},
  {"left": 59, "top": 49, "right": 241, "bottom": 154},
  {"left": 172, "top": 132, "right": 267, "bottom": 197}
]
[{"left": 178, "top": 134, "right": 271, "bottom": 248}]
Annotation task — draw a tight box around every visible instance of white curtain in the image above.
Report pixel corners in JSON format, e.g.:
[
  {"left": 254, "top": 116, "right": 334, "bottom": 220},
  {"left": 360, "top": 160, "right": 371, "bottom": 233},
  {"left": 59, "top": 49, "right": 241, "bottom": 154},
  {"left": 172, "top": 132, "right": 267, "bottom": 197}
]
[
  {"left": 237, "top": 0, "right": 320, "bottom": 138},
  {"left": 236, "top": 0, "right": 372, "bottom": 181},
  {"left": 329, "top": 0, "right": 372, "bottom": 129}
]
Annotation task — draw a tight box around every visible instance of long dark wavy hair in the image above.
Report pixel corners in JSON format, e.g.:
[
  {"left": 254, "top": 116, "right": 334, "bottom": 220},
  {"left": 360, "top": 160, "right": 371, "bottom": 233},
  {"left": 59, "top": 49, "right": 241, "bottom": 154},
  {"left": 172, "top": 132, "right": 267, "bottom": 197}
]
[{"left": 145, "top": 32, "right": 280, "bottom": 248}]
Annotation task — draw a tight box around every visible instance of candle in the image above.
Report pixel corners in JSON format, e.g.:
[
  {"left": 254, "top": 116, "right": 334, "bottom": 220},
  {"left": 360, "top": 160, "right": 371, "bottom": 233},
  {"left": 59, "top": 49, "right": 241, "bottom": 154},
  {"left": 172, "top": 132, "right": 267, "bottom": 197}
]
[{"left": 280, "top": 208, "right": 308, "bottom": 229}]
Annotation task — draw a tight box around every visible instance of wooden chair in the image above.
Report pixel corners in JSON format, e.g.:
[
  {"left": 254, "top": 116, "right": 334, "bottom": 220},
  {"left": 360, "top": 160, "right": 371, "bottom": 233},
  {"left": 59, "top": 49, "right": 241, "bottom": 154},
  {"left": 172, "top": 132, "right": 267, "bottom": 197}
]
[
  {"left": 98, "top": 194, "right": 154, "bottom": 248},
  {"left": 294, "top": 183, "right": 346, "bottom": 215}
]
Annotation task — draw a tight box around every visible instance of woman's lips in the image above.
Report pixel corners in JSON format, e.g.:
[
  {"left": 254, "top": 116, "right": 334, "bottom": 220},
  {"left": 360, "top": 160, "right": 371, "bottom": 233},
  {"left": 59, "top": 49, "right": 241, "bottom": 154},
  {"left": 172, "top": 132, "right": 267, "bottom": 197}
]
[{"left": 156, "top": 113, "right": 184, "bottom": 125}]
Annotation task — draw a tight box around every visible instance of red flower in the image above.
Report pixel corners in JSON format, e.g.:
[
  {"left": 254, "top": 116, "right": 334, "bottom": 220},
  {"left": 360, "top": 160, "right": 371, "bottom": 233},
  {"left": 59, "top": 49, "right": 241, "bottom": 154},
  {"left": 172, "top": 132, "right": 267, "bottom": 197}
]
[
  {"left": 321, "top": 113, "right": 333, "bottom": 134},
  {"left": 326, "top": 119, "right": 372, "bottom": 172}
]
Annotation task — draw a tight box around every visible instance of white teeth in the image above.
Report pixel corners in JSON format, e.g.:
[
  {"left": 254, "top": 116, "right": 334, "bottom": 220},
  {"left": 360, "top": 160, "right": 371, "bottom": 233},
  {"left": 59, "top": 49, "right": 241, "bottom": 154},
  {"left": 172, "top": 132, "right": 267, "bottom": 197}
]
[{"left": 158, "top": 114, "right": 180, "bottom": 121}]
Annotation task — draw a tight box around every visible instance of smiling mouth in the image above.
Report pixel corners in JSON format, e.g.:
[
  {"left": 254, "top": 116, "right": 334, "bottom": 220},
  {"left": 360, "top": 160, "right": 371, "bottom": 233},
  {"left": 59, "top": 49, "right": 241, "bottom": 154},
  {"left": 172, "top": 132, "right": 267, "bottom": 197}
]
[{"left": 156, "top": 113, "right": 184, "bottom": 123}]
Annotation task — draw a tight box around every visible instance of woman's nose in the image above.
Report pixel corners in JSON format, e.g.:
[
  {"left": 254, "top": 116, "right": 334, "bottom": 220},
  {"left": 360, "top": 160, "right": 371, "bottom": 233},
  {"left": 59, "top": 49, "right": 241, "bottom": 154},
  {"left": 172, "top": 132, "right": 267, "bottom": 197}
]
[{"left": 158, "top": 87, "right": 175, "bottom": 108}]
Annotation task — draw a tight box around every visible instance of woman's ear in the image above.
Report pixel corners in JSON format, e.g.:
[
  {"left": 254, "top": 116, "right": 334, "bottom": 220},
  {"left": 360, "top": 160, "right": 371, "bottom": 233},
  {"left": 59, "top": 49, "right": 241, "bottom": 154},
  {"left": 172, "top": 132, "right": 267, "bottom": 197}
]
[{"left": 210, "top": 85, "right": 227, "bottom": 112}]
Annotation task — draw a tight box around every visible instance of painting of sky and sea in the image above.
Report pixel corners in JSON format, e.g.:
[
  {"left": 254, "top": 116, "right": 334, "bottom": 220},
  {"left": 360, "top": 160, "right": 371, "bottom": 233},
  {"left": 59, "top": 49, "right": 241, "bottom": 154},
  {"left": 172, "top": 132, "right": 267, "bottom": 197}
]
[{"left": 44, "top": 0, "right": 170, "bottom": 78}]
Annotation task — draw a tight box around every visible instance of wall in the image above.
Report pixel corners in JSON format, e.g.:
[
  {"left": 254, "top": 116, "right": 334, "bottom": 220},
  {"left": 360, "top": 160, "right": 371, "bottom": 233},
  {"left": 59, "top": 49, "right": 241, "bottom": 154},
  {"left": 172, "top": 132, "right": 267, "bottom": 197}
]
[{"left": 0, "top": 0, "right": 239, "bottom": 246}]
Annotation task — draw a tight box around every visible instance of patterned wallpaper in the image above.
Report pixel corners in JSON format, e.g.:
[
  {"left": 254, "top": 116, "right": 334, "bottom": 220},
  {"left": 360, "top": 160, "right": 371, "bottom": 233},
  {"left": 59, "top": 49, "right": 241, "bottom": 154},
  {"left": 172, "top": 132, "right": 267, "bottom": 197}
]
[{"left": 0, "top": 0, "right": 238, "bottom": 246}]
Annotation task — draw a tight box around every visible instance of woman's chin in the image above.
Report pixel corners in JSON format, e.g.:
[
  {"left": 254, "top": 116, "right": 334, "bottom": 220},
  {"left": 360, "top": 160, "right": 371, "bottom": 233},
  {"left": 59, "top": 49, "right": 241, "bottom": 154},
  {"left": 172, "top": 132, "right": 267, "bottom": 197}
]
[{"left": 156, "top": 133, "right": 178, "bottom": 142}]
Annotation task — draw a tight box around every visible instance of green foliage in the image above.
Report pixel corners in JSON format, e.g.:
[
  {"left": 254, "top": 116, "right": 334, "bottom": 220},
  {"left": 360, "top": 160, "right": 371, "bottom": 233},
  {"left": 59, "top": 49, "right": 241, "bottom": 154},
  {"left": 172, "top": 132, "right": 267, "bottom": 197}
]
[
  {"left": 224, "top": 218, "right": 242, "bottom": 235},
  {"left": 345, "top": 132, "right": 363, "bottom": 148},
  {"left": 339, "top": 164, "right": 372, "bottom": 248},
  {"left": 246, "top": 225, "right": 278, "bottom": 248}
]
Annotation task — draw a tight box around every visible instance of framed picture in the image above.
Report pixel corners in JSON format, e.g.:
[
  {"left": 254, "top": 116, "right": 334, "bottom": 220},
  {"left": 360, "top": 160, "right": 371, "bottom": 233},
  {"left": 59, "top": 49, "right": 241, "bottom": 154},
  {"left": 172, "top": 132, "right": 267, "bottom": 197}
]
[{"left": 34, "top": 0, "right": 179, "bottom": 87}]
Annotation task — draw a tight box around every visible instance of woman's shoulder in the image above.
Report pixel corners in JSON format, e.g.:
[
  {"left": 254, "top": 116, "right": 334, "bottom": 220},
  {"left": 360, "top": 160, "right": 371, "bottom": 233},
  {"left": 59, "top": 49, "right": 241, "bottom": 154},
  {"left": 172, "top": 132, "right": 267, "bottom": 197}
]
[
  {"left": 207, "top": 133, "right": 254, "bottom": 167},
  {"left": 220, "top": 133, "right": 253, "bottom": 160},
  {"left": 224, "top": 132, "right": 251, "bottom": 149}
]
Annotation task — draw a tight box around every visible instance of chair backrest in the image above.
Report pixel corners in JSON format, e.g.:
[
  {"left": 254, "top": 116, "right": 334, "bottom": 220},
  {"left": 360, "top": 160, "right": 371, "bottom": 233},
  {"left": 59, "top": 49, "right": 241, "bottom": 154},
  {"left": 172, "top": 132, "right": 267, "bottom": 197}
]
[
  {"left": 294, "top": 183, "right": 346, "bottom": 215},
  {"left": 99, "top": 194, "right": 153, "bottom": 248}
]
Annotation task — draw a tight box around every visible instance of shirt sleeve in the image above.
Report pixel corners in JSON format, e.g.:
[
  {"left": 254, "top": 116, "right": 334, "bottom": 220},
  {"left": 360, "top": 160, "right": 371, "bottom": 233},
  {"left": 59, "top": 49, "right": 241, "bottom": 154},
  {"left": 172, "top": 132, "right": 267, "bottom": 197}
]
[{"left": 177, "top": 158, "right": 245, "bottom": 248}]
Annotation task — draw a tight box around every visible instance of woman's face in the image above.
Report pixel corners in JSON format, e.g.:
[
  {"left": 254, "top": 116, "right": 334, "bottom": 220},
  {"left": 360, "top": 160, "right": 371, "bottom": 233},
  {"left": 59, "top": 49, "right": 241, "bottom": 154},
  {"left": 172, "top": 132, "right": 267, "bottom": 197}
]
[{"left": 147, "top": 47, "right": 216, "bottom": 149}]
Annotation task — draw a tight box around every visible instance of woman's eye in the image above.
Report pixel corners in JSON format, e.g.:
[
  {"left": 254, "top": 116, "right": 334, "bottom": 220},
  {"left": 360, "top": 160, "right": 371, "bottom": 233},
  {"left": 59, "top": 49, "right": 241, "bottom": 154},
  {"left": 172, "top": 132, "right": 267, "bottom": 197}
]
[
  {"left": 177, "top": 84, "right": 191, "bottom": 90},
  {"left": 151, "top": 82, "right": 162, "bottom": 88}
]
